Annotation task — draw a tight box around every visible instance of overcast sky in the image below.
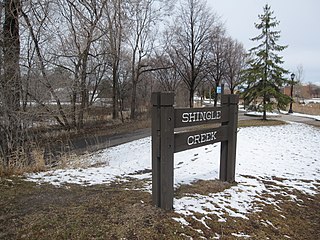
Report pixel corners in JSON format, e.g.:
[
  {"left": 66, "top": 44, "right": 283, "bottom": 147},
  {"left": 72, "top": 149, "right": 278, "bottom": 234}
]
[{"left": 207, "top": 0, "right": 320, "bottom": 85}]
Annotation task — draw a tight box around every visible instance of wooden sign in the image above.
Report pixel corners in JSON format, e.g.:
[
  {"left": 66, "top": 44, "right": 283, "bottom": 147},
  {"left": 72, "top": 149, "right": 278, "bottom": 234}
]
[
  {"left": 174, "top": 107, "right": 228, "bottom": 128},
  {"left": 151, "top": 92, "right": 239, "bottom": 210},
  {"left": 174, "top": 125, "right": 228, "bottom": 153}
]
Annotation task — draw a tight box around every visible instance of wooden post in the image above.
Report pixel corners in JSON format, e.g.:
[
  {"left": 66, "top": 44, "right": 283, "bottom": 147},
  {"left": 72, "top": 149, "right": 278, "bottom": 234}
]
[
  {"left": 220, "top": 95, "right": 239, "bottom": 182},
  {"left": 151, "top": 92, "right": 174, "bottom": 210}
]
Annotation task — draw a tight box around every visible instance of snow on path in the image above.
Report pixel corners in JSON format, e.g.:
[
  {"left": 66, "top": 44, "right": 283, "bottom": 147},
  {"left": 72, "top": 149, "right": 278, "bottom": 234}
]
[{"left": 27, "top": 122, "right": 320, "bottom": 221}]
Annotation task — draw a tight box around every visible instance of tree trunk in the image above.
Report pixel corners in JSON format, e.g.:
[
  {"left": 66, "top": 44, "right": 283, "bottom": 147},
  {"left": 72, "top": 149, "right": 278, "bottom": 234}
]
[
  {"left": 1, "top": 0, "right": 22, "bottom": 164},
  {"left": 189, "top": 88, "right": 194, "bottom": 108},
  {"left": 112, "top": 65, "right": 119, "bottom": 119},
  {"left": 77, "top": 46, "right": 90, "bottom": 129},
  {"left": 214, "top": 92, "right": 218, "bottom": 107},
  {"left": 263, "top": 93, "right": 267, "bottom": 120},
  {"left": 130, "top": 80, "right": 137, "bottom": 119},
  {"left": 71, "top": 90, "right": 77, "bottom": 127},
  {"left": 262, "top": 87, "right": 267, "bottom": 120},
  {"left": 3, "top": 0, "right": 21, "bottom": 112}
]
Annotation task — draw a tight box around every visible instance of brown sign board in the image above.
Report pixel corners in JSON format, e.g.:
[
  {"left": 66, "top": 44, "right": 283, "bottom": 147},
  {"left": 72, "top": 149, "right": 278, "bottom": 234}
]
[
  {"left": 174, "top": 107, "right": 228, "bottom": 128},
  {"left": 151, "top": 92, "right": 239, "bottom": 211},
  {"left": 174, "top": 125, "right": 228, "bottom": 153}
]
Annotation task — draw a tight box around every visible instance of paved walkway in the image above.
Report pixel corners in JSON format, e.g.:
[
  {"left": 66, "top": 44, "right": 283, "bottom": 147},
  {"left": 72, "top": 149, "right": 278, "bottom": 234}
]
[
  {"left": 238, "top": 111, "right": 320, "bottom": 127},
  {"left": 278, "top": 114, "right": 320, "bottom": 127},
  {"left": 47, "top": 112, "right": 318, "bottom": 161},
  {"left": 88, "top": 112, "right": 320, "bottom": 152},
  {"left": 72, "top": 113, "right": 319, "bottom": 152}
]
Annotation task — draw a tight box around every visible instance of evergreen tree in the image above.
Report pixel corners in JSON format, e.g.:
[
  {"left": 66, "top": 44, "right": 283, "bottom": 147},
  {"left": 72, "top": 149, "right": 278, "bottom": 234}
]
[{"left": 243, "top": 4, "right": 290, "bottom": 120}]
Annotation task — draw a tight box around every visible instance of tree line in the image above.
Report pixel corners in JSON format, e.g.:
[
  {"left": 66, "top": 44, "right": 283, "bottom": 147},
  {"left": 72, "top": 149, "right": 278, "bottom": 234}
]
[
  {"left": 0, "top": 0, "right": 247, "bottom": 166},
  {"left": 1, "top": 1, "right": 294, "bottom": 170}
]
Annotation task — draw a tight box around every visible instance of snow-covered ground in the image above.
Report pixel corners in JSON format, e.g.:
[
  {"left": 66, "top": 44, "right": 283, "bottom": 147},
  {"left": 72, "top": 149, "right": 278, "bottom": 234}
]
[
  {"left": 291, "top": 112, "right": 320, "bottom": 121},
  {"left": 302, "top": 98, "right": 320, "bottom": 104},
  {"left": 242, "top": 108, "right": 320, "bottom": 121},
  {"left": 27, "top": 121, "right": 320, "bottom": 224}
]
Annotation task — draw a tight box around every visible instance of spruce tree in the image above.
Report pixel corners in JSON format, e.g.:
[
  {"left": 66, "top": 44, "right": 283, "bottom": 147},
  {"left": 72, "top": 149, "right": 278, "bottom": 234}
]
[{"left": 243, "top": 4, "right": 290, "bottom": 120}]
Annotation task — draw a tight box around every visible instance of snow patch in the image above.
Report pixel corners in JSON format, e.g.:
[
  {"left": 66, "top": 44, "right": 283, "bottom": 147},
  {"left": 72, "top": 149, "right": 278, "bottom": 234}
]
[{"left": 26, "top": 122, "right": 320, "bottom": 227}]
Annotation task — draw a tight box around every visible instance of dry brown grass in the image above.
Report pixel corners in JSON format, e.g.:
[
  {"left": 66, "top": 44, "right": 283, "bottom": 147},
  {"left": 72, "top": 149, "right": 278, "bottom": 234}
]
[
  {"left": 238, "top": 119, "right": 286, "bottom": 128},
  {"left": 0, "top": 178, "right": 192, "bottom": 240},
  {"left": 1, "top": 177, "right": 319, "bottom": 239},
  {"left": 0, "top": 148, "right": 46, "bottom": 177},
  {"left": 291, "top": 102, "right": 320, "bottom": 115},
  {"left": 1, "top": 105, "right": 319, "bottom": 238},
  {"left": 175, "top": 179, "right": 234, "bottom": 198},
  {"left": 0, "top": 117, "right": 151, "bottom": 177}
]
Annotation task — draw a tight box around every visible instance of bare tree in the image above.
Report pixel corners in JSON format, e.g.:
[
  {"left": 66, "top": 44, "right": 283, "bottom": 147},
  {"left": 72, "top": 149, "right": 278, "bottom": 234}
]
[
  {"left": 295, "top": 64, "right": 304, "bottom": 83},
  {"left": 104, "top": 0, "right": 119, "bottom": 118},
  {"left": 152, "top": 53, "right": 179, "bottom": 92},
  {"left": 103, "top": 0, "right": 124, "bottom": 119},
  {"left": 167, "top": 0, "right": 217, "bottom": 107},
  {"left": 53, "top": 0, "right": 107, "bottom": 129},
  {"left": 124, "top": 0, "right": 174, "bottom": 118},
  {"left": 125, "top": 0, "right": 154, "bottom": 118},
  {"left": 224, "top": 37, "right": 247, "bottom": 94},
  {"left": 292, "top": 64, "right": 304, "bottom": 100},
  {"left": 307, "top": 83, "right": 320, "bottom": 98},
  {"left": 206, "top": 25, "right": 228, "bottom": 106},
  {"left": 2, "top": 0, "right": 21, "bottom": 112},
  {"left": 20, "top": 0, "right": 71, "bottom": 129}
]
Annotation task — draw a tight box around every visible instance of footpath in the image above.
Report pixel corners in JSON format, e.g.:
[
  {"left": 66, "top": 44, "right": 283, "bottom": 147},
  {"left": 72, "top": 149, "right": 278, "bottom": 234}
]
[
  {"left": 279, "top": 113, "right": 320, "bottom": 127},
  {"left": 238, "top": 110, "right": 320, "bottom": 127},
  {"left": 74, "top": 113, "right": 320, "bottom": 150},
  {"left": 47, "top": 112, "right": 319, "bottom": 162}
]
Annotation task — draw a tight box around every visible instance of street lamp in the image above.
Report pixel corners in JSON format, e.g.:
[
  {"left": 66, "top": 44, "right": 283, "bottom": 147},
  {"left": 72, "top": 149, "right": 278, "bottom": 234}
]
[{"left": 288, "top": 73, "right": 295, "bottom": 113}]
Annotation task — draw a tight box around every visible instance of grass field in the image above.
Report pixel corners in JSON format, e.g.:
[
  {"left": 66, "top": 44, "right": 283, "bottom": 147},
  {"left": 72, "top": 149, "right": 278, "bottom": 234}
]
[
  {"left": 0, "top": 104, "right": 319, "bottom": 239},
  {"left": 1, "top": 176, "right": 319, "bottom": 239}
]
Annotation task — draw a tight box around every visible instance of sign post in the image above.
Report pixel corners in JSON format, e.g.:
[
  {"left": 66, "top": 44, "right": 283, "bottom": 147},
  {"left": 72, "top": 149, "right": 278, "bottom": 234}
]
[
  {"left": 220, "top": 95, "right": 239, "bottom": 182},
  {"left": 151, "top": 92, "right": 239, "bottom": 211},
  {"left": 151, "top": 92, "right": 175, "bottom": 210}
]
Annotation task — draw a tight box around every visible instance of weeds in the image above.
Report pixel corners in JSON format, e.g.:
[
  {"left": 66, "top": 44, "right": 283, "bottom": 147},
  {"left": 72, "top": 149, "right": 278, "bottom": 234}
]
[
  {"left": 0, "top": 117, "right": 151, "bottom": 177},
  {"left": 0, "top": 147, "right": 46, "bottom": 177}
]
